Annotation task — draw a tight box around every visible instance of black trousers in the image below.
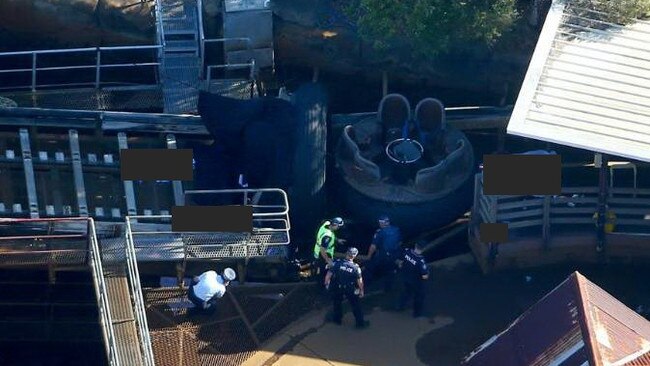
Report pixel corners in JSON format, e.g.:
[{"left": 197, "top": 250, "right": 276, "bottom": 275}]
[
  {"left": 365, "top": 255, "right": 396, "bottom": 290},
  {"left": 398, "top": 278, "right": 425, "bottom": 317},
  {"left": 188, "top": 282, "right": 217, "bottom": 313},
  {"left": 332, "top": 287, "right": 364, "bottom": 326},
  {"left": 314, "top": 256, "right": 331, "bottom": 287}
]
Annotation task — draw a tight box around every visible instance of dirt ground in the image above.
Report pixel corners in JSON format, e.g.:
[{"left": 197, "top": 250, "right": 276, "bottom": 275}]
[{"left": 243, "top": 257, "right": 650, "bottom": 365}]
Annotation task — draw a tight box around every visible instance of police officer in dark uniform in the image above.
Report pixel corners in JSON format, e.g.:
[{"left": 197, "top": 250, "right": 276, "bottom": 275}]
[
  {"left": 397, "top": 241, "right": 429, "bottom": 318},
  {"left": 365, "top": 215, "right": 402, "bottom": 291},
  {"left": 324, "top": 247, "right": 369, "bottom": 329}
]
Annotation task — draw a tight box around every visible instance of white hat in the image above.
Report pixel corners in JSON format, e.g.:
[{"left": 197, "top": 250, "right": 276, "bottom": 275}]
[{"left": 223, "top": 268, "right": 236, "bottom": 281}]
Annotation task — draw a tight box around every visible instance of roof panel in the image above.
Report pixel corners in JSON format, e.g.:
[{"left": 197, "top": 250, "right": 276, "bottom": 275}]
[{"left": 507, "top": 0, "right": 650, "bottom": 162}]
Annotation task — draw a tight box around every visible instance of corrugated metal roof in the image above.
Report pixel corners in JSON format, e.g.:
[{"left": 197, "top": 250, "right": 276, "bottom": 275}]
[
  {"left": 506, "top": 0, "right": 650, "bottom": 162},
  {"left": 577, "top": 274, "right": 650, "bottom": 366},
  {"left": 463, "top": 272, "right": 650, "bottom": 366}
]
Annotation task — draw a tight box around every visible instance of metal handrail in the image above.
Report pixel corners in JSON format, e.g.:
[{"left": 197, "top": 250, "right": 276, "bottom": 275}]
[
  {"left": 185, "top": 188, "right": 289, "bottom": 216},
  {"left": 0, "top": 45, "right": 162, "bottom": 92},
  {"left": 87, "top": 218, "right": 121, "bottom": 366},
  {"left": 201, "top": 37, "right": 254, "bottom": 81},
  {"left": 197, "top": 0, "right": 206, "bottom": 70},
  {"left": 124, "top": 218, "right": 156, "bottom": 366}
]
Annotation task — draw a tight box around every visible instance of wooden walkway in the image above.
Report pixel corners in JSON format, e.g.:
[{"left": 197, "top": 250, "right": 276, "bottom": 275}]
[{"left": 469, "top": 173, "right": 650, "bottom": 273}]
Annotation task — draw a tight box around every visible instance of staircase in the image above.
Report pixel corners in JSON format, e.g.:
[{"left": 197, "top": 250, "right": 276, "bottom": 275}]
[
  {"left": 0, "top": 218, "right": 155, "bottom": 366},
  {"left": 104, "top": 267, "right": 144, "bottom": 365},
  {"left": 156, "top": 0, "right": 202, "bottom": 114}
]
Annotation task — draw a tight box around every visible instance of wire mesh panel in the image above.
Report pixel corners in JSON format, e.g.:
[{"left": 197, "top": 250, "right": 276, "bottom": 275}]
[
  {"left": 0, "top": 218, "right": 91, "bottom": 266},
  {"left": 125, "top": 188, "right": 291, "bottom": 260},
  {"left": 144, "top": 283, "right": 323, "bottom": 366}
]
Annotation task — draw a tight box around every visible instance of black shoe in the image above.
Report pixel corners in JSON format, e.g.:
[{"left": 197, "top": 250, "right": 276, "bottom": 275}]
[{"left": 355, "top": 320, "right": 370, "bottom": 329}]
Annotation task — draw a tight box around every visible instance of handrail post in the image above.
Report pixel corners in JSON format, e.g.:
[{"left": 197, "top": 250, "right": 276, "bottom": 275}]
[
  {"left": 31, "top": 53, "right": 37, "bottom": 92},
  {"left": 95, "top": 48, "right": 101, "bottom": 89}
]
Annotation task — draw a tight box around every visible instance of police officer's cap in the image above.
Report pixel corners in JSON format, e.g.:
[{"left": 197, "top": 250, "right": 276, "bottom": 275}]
[
  {"left": 378, "top": 214, "right": 390, "bottom": 223},
  {"left": 346, "top": 247, "right": 359, "bottom": 257},
  {"left": 331, "top": 217, "right": 344, "bottom": 226},
  {"left": 223, "top": 267, "right": 236, "bottom": 281}
]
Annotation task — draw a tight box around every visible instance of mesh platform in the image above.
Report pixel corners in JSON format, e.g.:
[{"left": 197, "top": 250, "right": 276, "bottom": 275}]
[
  {"left": 0, "top": 87, "right": 164, "bottom": 112},
  {"left": 144, "top": 283, "right": 324, "bottom": 366}
]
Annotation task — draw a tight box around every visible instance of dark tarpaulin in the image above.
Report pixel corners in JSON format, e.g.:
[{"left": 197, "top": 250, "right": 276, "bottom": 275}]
[{"left": 196, "top": 90, "right": 298, "bottom": 190}]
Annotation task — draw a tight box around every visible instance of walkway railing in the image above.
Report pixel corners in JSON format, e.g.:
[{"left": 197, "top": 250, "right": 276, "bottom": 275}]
[
  {"left": 0, "top": 217, "right": 120, "bottom": 366},
  {"left": 0, "top": 46, "right": 162, "bottom": 92},
  {"left": 472, "top": 173, "right": 650, "bottom": 240},
  {"left": 125, "top": 218, "right": 156, "bottom": 366},
  {"left": 124, "top": 188, "right": 291, "bottom": 261}
]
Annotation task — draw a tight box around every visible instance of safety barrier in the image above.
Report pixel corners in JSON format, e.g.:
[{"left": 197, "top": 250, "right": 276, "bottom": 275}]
[{"left": 123, "top": 188, "right": 291, "bottom": 261}]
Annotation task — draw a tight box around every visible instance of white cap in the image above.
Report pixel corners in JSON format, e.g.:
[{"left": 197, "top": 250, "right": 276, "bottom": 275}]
[{"left": 223, "top": 268, "right": 236, "bottom": 281}]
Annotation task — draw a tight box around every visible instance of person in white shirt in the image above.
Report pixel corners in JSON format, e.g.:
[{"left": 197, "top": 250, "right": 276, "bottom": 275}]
[{"left": 188, "top": 268, "right": 236, "bottom": 312}]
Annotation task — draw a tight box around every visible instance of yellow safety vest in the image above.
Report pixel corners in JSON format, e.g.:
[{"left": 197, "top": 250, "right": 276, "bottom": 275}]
[
  {"left": 593, "top": 211, "right": 616, "bottom": 233},
  {"left": 314, "top": 221, "right": 336, "bottom": 259}
]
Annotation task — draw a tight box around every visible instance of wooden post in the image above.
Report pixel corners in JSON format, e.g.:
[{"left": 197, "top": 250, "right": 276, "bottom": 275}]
[
  {"left": 382, "top": 71, "right": 388, "bottom": 97},
  {"left": 596, "top": 153, "right": 609, "bottom": 252}
]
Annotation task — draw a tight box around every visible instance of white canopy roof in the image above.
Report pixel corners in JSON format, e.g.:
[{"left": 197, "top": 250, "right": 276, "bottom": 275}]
[{"left": 507, "top": 0, "right": 650, "bottom": 162}]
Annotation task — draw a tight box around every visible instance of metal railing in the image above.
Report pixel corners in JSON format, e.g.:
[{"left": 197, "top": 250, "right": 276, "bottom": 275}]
[
  {"left": 0, "top": 46, "right": 162, "bottom": 92},
  {"left": 0, "top": 217, "right": 120, "bottom": 366},
  {"left": 125, "top": 218, "right": 156, "bottom": 366},
  {"left": 202, "top": 37, "right": 255, "bottom": 82},
  {"left": 124, "top": 188, "right": 291, "bottom": 261}
]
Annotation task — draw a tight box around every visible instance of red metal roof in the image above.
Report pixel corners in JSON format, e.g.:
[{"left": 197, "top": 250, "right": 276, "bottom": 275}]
[{"left": 462, "top": 272, "right": 650, "bottom": 366}]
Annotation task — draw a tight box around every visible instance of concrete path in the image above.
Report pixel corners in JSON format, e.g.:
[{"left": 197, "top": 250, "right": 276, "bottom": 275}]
[{"left": 243, "top": 302, "right": 455, "bottom": 366}]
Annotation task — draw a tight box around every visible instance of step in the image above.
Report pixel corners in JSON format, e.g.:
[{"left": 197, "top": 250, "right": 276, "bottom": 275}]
[
  {"left": 105, "top": 275, "right": 143, "bottom": 365},
  {"left": 165, "top": 39, "right": 198, "bottom": 50}
]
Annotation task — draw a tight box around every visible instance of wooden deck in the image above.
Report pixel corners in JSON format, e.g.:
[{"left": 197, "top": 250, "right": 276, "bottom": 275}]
[{"left": 469, "top": 173, "right": 650, "bottom": 273}]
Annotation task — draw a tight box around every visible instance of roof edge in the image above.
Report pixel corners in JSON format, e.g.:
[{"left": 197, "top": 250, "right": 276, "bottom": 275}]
[{"left": 574, "top": 271, "right": 602, "bottom": 366}]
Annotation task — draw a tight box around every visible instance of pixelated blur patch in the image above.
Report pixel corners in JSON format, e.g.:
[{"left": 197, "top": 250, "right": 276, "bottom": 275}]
[
  {"left": 171, "top": 206, "right": 253, "bottom": 232},
  {"left": 483, "top": 154, "right": 561, "bottom": 195},
  {"left": 120, "top": 149, "right": 193, "bottom": 181},
  {"left": 480, "top": 223, "right": 508, "bottom": 243}
]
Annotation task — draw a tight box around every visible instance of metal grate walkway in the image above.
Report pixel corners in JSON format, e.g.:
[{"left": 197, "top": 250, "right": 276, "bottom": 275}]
[
  {"left": 105, "top": 272, "right": 145, "bottom": 365},
  {"left": 156, "top": 0, "right": 201, "bottom": 114}
]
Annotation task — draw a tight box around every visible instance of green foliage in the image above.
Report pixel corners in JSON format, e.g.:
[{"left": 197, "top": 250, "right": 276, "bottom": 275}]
[
  {"left": 570, "top": 0, "right": 650, "bottom": 24},
  {"left": 344, "top": 0, "right": 519, "bottom": 59}
]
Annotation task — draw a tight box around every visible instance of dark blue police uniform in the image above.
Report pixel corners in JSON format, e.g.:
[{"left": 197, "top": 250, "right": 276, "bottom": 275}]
[
  {"left": 366, "top": 225, "right": 402, "bottom": 289},
  {"left": 398, "top": 248, "right": 429, "bottom": 317},
  {"left": 329, "top": 259, "right": 365, "bottom": 326}
]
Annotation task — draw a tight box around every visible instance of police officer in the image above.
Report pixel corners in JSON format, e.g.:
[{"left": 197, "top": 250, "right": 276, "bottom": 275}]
[
  {"left": 324, "top": 247, "right": 369, "bottom": 328},
  {"left": 313, "top": 217, "right": 346, "bottom": 284},
  {"left": 188, "top": 268, "right": 237, "bottom": 314},
  {"left": 365, "top": 215, "right": 402, "bottom": 291},
  {"left": 397, "top": 241, "right": 429, "bottom": 318}
]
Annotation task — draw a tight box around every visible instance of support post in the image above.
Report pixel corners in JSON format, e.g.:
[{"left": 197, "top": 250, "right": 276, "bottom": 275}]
[
  {"left": 596, "top": 153, "right": 609, "bottom": 252},
  {"left": 542, "top": 195, "right": 551, "bottom": 248},
  {"left": 382, "top": 71, "right": 388, "bottom": 97}
]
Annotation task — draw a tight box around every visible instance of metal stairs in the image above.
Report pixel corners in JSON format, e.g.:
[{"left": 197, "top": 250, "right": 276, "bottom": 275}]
[
  {"left": 156, "top": 0, "right": 202, "bottom": 114},
  {"left": 0, "top": 218, "right": 155, "bottom": 366}
]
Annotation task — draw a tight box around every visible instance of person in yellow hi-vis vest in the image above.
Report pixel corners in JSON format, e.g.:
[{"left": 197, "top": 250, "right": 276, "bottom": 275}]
[{"left": 593, "top": 205, "right": 617, "bottom": 233}]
